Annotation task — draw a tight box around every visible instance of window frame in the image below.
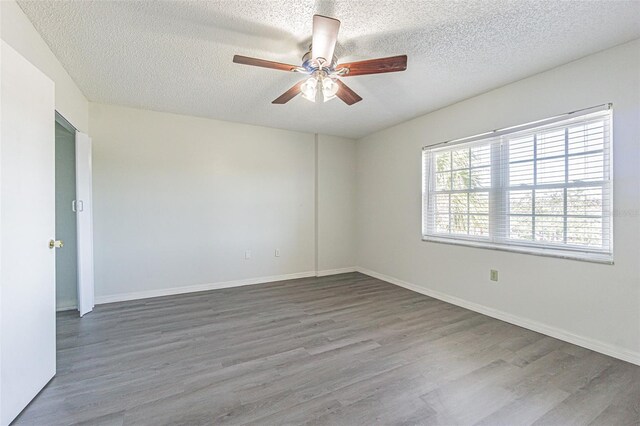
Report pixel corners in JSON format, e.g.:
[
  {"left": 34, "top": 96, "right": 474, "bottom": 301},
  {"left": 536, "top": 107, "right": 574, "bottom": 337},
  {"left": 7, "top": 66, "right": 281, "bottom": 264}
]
[{"left": 422, "top": 104, "right": 613, "bottom": 264}]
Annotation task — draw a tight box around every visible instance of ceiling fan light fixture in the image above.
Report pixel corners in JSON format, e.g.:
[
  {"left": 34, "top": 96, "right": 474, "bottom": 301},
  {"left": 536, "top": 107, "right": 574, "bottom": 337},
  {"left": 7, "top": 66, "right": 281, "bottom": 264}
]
[
  {"left": 300, "top": 77, "right": 317, "bottom": 102},
  {"left": 233, "top": 14, "right": 407, "bottom": 106},
  {"left": 321, "top": 77, "right": 339, "bottom": 102}
]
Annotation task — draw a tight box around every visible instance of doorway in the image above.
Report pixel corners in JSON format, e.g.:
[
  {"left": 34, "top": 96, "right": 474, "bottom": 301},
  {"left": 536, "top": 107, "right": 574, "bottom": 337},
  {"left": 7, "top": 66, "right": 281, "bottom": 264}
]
[
  {"left": 55, "top": 117, "right": 78, "bottom": 311},
  {"left": 54, "top": 113, "right": 94, "bottom": 316}
]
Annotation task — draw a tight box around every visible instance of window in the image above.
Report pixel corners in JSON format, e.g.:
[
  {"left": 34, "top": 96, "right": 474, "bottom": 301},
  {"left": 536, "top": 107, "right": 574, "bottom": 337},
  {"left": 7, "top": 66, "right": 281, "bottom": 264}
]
[{"left": 422, "top": 105, "right": 612, "bottom": 263}]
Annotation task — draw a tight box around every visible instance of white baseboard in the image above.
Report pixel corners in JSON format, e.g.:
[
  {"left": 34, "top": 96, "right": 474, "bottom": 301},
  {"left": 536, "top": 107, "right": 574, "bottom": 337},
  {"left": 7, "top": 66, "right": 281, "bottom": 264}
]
[
  {"left": 56, "top": 303, "right": 77, "bottom": 312},
  {"left": 356, "top": 267, "right": 640, "bottom": 366},
  {"left": 96, "top": 270, "right": 322, "bottom": 305},
  {"left": 316, "top": 267, "right": 357, "bottom": 277},
  {"left": 96, "top": 268, "right": 359, "bottom": 305}
]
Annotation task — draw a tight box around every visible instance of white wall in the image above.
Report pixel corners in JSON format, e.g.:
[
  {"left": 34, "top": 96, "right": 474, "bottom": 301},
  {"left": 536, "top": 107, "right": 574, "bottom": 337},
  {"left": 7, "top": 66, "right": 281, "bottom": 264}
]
[
  {"left": 356, "top": 39, "right": 640, "bottom": 363},
  {"left": 317, "top": 135, "right": 357, "bottom": 273},
  {"left": 1, "top": 0, "right": 89, "bottom": 132},
  {"left": 90, "top": 103, "right": 356, "bottom": 301}
]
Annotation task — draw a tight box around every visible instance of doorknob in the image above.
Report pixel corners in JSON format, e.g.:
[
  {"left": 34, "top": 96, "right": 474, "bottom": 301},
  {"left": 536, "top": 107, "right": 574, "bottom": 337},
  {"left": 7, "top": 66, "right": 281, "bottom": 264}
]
[{"left": 49, "top": 239, "right": 63, "bottom": 249}]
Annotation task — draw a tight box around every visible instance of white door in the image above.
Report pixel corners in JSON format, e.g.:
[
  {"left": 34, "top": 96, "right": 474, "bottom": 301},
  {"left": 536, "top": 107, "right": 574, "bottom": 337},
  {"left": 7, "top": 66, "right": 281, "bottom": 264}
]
[
  {"left": 0, "top": 42, "right": 56, "bottom": 425},
  {"left": 75, "top": 132, "right": 95, "bottom": 316}
]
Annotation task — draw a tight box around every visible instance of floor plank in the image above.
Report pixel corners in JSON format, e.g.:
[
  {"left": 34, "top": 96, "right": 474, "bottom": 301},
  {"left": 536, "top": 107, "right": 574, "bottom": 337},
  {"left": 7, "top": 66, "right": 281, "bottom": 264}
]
[{"left": 14, "top": 273, "right": 640, "bottom": 425}]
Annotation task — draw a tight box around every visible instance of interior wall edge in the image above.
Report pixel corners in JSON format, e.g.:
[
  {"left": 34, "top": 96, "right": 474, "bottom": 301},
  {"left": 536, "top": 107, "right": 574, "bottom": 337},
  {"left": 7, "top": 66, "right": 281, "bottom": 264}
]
[
  {"left": 314, "top": 133, "right": 319, "bottom": 273},
  {"left": 316, "top": 267, "right": 357, "bottom": 277},
  {"left": 315, "top": 134, "right": 358, "bottom": 272},
  {"left": 356, "top": 266, "right": 640, "bottom": 367}
]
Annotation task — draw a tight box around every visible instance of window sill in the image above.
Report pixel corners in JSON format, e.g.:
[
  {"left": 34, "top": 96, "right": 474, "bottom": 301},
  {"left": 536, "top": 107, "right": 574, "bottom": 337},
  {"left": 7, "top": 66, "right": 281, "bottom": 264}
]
[{"left": 422, "top": 235, "right": 614, "bottom": 264}]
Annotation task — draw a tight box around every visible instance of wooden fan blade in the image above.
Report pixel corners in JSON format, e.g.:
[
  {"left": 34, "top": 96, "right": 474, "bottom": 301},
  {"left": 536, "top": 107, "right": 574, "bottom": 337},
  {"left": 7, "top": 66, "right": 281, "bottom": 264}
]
[
  {"left": 272, "top": 80, "right": 305, "bottom": 104},
  {"left": 335, "top": 80, "right": 362, "bottom": 105},
  {"left": 233, "top": 55, "right": 298, "bottom": 72},
  {"left": 312, "top": 15, "right": 340, "bottom": 62},
  {"left": 337, "top": 55, "right": 407, "bottom": 77}
]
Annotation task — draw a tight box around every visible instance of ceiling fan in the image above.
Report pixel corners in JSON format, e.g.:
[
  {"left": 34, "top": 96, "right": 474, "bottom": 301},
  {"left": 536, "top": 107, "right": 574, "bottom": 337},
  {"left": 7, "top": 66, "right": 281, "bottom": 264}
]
[{"left": 233, "top": 15, "right": 407, "bottom": 106}]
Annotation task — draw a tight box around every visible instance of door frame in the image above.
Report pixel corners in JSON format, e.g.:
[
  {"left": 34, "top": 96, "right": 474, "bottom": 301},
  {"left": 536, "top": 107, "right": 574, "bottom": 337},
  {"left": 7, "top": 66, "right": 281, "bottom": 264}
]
[
  {"left": 55, "top": 112, "right": 76, "bottom": 135},
  {"left": 54, "top": 111, "right": 95, "bottom": 316}
]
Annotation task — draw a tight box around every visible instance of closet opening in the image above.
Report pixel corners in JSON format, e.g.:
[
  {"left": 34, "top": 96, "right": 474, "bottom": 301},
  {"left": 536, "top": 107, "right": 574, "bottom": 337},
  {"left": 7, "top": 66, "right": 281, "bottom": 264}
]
[
  {"left": 55, "top": 112, "right": 95, "bottom": 316},
  {"left": 55, "top": 115, "right": 77, "bottom": 312}
]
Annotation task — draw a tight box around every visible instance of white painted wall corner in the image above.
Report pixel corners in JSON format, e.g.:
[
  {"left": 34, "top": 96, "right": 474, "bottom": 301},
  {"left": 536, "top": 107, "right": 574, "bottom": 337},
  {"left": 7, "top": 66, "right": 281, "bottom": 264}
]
[{"left": 316, "top": 267, "right": 357, "bottom": 277}]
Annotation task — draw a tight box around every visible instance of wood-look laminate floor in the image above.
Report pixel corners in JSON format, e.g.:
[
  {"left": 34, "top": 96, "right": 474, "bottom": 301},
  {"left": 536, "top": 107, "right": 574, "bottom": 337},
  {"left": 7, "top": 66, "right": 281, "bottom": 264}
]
[{"left": 15, "top": 273, "right": 640, "bottom": 426}]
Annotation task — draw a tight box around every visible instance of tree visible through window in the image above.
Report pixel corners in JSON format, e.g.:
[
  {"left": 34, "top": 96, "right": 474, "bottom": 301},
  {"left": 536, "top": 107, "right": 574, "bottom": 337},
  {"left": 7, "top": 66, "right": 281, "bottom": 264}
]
[
  {"left": 423, "top": 106, "right": 612, "bottom": 263},
  {"left": 434, "top": 145, "right": 490, "bottom": 236}
]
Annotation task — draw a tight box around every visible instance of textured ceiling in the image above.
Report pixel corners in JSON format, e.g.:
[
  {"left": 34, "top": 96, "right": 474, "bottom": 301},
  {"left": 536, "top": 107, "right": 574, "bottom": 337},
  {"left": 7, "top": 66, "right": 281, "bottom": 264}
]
[{"left": 18, "top": 0, "right": 640, "bottom": 139}]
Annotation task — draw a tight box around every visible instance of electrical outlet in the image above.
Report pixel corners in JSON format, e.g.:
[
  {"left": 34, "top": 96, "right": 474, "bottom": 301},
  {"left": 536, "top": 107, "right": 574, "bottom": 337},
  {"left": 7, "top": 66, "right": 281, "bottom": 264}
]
[
  {"left": 245, "top": 250, "right": 251, "bottom": 260},
  {"left": 490, "top": 269, "right": 498, "bottom": 282},
  {"left": 275, "top": 249, "right": 280, "bottom": 257}
]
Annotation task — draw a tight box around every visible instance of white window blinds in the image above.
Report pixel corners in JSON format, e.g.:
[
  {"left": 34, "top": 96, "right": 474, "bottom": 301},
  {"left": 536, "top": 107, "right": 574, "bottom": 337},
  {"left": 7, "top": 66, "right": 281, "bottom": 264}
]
[{"left": 422, "top": 105, "right": 613, "bottom": 263}]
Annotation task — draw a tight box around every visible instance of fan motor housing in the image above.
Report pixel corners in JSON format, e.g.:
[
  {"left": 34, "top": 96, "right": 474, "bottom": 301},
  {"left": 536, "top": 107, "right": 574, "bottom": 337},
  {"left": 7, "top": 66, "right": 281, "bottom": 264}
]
[{"left": 302, "top": 49, "right": 337, "bottom": 74}]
